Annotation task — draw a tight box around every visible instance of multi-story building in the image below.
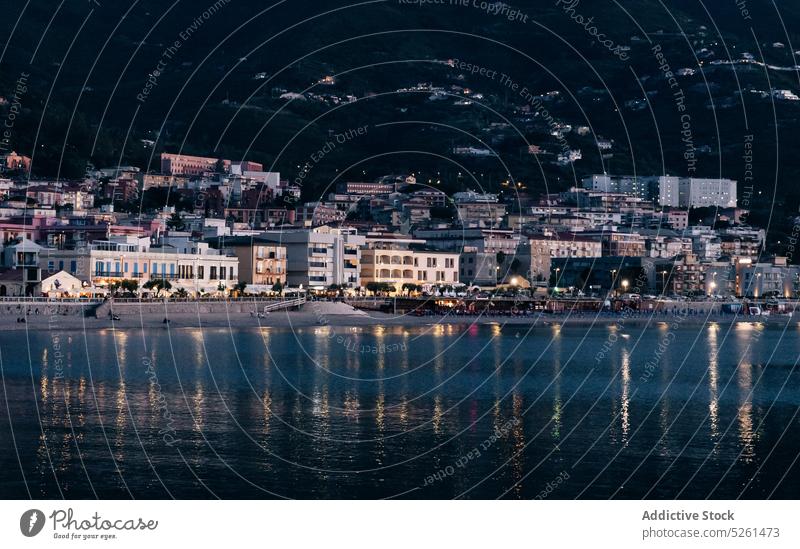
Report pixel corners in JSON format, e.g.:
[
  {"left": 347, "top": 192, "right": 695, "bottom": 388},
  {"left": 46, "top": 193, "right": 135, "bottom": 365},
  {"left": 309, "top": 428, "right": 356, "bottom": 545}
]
[
  {"left": 2, "top": 152, "right": 31, "bottom": 173},
  {"left": 520, "top": 232, "right": 602, "bottom": 282},
  {"left": 736, "top": 257, "right": 800, "bottom": 298},
  {"left": 223, "top": 207, "right": 295, "bottom": 228},
  {"left": 360, "top": 234, "right": 459, "bottom": 291},
  {"left": 718, "top": 226, "right": 765, "bottom": 261},
  {"left": 645, "top": 233, "right": 693, "bottom": 259},
  {"left": 581, "top": 230, "right": 647, "bottom": 257},
  {"left": 38, "top": 235, "right": 239, "bottom": 295},
  {"left": 658, "top": 177, "right": 737, "bottom": 208},
  {"left": 0, "top": 238, "right": 43, "bottom": 296},
  {"left": 160, "top": 153, "right": 230, "bottom": 176},
  {"left": 453, "top": 192, "right": 506, "bottom": 227},
  {"left": 410, "top": 189, "right": 447, "bottom": 208},
  {"left": 222, "top": 237, "right": 287, "bottom": 288},
  {"left": 666, "top": 209, "right": 689, "bottom": 230},
  {"left": 138, "top": 173, "right": 189, "bottom": 190},
  {"left": 581, "top": 174, "right": 657, "bottom": 201},
  {"left": 103, "top": 178, "right": 138, "bottom": 205},
  {"left": 259, "top": 225, "right": 366, "bottom": 290},
  {"left": 413, "top": 227, "right": 519, "bottom": 255},
  {"left": 720, "top": 234, "right": 762, "bottom": 260},
  {"left": 336, "top": 182, "right": 395, "bottom": 196},
  {"left": 683, "top": 226, "right": 723, "bottom": 260},
  {"left": 666, "top": 254, "right": 711, "bottom": 296},
  {"left": 458, "top": 251, "right": 499, "bottom": 286},
  {"left": 231, "top": 161, "right": 264, "bottom": 173},
  {"left": 296, "top": 202, "right": 347, "bottom": 227}
]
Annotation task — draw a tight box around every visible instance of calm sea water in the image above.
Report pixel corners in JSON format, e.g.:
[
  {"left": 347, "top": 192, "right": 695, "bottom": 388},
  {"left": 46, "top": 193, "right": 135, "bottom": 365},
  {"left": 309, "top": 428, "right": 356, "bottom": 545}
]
[{"left": 0, "top": 320, "right": 798, "bottom": 499}]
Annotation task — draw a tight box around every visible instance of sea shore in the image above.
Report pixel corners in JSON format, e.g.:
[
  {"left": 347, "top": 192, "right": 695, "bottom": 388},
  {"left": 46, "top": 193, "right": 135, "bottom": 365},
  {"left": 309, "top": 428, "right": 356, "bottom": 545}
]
[{"left": 0, "top": 305, "right": 793, "bottom": 332}]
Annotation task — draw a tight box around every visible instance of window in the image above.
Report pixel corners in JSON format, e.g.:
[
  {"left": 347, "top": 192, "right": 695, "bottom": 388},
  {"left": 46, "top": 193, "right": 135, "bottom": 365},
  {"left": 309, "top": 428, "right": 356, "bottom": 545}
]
[
  {"left": 48, "top": 261, "right": 55, "bottom": 273},
  {"left": 220, "top": 267, "right": 227, "bottom": 280},
  {"left": 70, "top": 260, "right": 77, "bottom": 273},
  {"left": 427, "top": 257, "right": 437, "bottom": 268},
  {"left": 58, "top": 260, "right": 64, "bottom": 271},
  {"left": 153, "top": 263, "right": 158, "bottom": 275},
  {"left": 197, "top": 266, "right": 204, "bottom": 279},
  {"left": 210, "top": 266, "right": 217, "bottom": 280}
]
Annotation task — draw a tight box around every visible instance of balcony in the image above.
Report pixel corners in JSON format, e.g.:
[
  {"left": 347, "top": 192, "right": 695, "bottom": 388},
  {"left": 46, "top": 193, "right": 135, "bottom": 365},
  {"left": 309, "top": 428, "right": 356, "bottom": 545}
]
[{"left": 153, "top": 274, "right": 181, "bottom": 281}]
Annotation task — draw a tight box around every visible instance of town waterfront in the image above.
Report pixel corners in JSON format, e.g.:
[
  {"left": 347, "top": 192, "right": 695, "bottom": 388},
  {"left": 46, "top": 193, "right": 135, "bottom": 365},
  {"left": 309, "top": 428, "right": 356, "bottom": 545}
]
[{"left": 1, "top": 321, "right": 797, "bottom": 499}]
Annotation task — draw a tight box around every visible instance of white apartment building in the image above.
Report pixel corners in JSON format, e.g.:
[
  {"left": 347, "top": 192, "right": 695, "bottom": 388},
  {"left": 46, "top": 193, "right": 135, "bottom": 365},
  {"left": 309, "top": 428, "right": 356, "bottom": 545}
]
[
  {"left": 38, "top": 235, "right": 239, "bottom": 295},
  {"left": 658, "top": 177, "right": 737, "bottom": 208},
  {"left": 360, "top": 234, "right": 459, "bottom": 291},
  {"left": 259, "top": 225, "right": 366, "bottom": 290}
]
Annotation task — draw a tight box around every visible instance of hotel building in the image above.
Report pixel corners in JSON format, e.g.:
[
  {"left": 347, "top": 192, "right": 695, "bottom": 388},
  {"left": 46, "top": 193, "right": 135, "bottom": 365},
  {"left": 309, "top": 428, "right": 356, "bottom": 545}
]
[
  {"left": 38, "top": 235, "right": 239, "bottom": 295},
  {"left": 360, "top": 234, "right": 459, "bottom": 291}
]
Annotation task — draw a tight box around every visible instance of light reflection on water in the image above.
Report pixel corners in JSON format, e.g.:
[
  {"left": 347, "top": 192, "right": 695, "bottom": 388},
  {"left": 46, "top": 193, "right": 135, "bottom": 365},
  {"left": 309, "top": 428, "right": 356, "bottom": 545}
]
[{"left": 1, "top": 323, "right": 798, "bottom": 499}]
